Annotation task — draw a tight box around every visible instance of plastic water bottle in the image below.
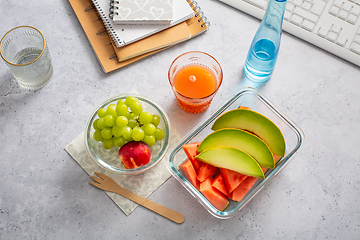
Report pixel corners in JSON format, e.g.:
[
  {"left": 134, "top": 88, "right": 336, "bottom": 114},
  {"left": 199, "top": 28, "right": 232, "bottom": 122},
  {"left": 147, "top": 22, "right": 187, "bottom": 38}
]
[{"left": 244, "top": 0, "right": 287, "bottom": 82}]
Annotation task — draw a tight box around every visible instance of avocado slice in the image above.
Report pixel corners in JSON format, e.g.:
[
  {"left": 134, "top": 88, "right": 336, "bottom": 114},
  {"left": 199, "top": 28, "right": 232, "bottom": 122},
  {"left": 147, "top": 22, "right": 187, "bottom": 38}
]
[
  {"left": 195, "top": 146, "right": 265, "bottom": 179},
  {"left": 198, "top": 128, "right": 275, "bottom": 169},
  {"left": 211, "top": 109, "right": 286, "bottom": 156}
]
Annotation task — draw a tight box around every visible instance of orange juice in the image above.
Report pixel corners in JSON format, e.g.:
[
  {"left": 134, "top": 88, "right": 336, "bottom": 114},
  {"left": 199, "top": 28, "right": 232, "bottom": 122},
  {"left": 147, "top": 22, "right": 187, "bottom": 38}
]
[
  {"left": 173, "top": 65, "right": 217, "bottom": 99},
  {"left": 168, "top": 51, "right": 223, "bottom": 113}
]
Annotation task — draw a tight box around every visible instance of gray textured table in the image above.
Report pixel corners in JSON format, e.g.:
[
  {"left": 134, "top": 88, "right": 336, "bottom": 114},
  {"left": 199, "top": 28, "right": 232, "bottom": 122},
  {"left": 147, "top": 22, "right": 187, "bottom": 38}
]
[{"left": 1, "top": 0, "right": 359, "bottom": 239}]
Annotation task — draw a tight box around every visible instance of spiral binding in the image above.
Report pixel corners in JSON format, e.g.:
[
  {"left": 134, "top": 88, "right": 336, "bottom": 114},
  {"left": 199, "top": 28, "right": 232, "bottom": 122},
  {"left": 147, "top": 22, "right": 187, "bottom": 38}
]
[
  {"left": 187, "top": 0, "right": 210, "bottom": 28},
  {"left": 92, "top": 0, "right": 124, "bottom": 45},
  {"left": 109, "top": 0, "right": 118, "bottom": 19}
]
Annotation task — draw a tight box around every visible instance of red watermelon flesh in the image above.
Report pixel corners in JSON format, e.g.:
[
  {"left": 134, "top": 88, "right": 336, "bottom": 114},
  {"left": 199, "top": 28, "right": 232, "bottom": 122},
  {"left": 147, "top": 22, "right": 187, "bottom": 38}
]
[
  {"left": 179, "top": 159, "right": 200, "bottom": 191},
  {"left": 197, "top": 163, "right": 219, "bottom": 182},
  {"left": 273, "top": 154, "right": 282, "bottom": 163},
  {"left": 230, "top": 176, "right": 259, "bottom": 202},
  {"left": 230, "top": 166, "right": 268, "bottom": 202},
  {"left": 212, "top": 173, "right": 230, "bottom": 198},
  {"left": 220, "top": 168, "right": 248, "bottom": 193},
  {"left": 182, "top": 142, "right": 202, "bottom": 173},
  {"left": 200, "top": 177, "right": 230, "bottom": 211}
]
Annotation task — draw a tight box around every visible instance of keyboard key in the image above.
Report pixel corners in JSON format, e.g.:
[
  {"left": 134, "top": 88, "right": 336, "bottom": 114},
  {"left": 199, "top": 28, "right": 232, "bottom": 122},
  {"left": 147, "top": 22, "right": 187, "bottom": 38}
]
[
  {"left": 294, "top": 6, "right": 319, "bottom": 22},
  {"left": 286, "top": 3, "right": 295, "bottom": 12},
  {"left": 338, "top": 10, "right": 349, "bottom": 19},
  {"left": 302, "top": 19, "right": 316, "bottom": 31},
  {"left": 311, "top": 0, "right": 326, "bottom": 15},
  {"left": 354, "top": 35, "right": 360, "bottom": 43},
  {"left": 327, "top": 32, "right": 338, "bottom": 42},
  {"left": 329, "top": 6, "right": 340, "bottom": 15},
  {"left": 318, "top": 27, "right": 328, "bottom": 37},
  {"left": 333, "top": 0, "right": 343, "bottom": 7},
  {"left": 293, "top": 0, "right": 303, "bottom": 6},
  {"left": 336, "top": 36, "right": 348, "bottom": 46},
  {"left": 244, "top": 0, "right": 268, "bottom": 9},
  {"left": 351, "top": 5, "right": 360, "bottom": 15},
  {"left": 342, "top": 2, "right": 352, "bottom": 11},
  {"left": 332, "top": 24, "right": 342, "bottom": 33},
  {"left": 302, "top": 1, "right": 312, "bottom": 10},
  {"left": 347, "top": 14, "right": 358, "bottom": 24},
  {"left": 290, "top": 14, "right": 304, "bottom": 25},
  {"left": 350, "top": 42, "right": 360, "bottom": 54},
  {"left": 284, "top": 11, "right": 292, "bottom": 21}
]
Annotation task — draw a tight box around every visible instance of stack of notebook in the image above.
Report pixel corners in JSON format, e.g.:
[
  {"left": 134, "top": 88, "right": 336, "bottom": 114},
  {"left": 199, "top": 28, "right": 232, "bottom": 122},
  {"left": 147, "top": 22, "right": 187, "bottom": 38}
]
[{"left": 69, "top": 0, "right": 210, "bottom": 73}]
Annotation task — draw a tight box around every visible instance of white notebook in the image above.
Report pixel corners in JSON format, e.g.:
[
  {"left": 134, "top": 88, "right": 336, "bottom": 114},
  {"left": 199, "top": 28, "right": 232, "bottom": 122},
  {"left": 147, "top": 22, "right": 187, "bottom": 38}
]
[
  {"left": 92, "top": 0, "right": 194, "bottom": 47},
  {"left": 112, "top": 0, "right": 173, "bottom": 25}
]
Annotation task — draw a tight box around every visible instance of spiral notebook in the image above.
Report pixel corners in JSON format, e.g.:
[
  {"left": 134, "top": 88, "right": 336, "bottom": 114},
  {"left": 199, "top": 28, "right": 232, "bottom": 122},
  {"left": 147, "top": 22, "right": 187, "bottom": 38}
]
[
  {"left": 112, "top": 0, "right": 209, "bottom": 62},
  {"left": 93, "top": 0, "right": 194, "bottom": 47},
  {"left": 69, "top": 0, "right": 209, "bottom": 72},
  {"left": 112, "top": 0, "right": 173, "bottom": 25}
]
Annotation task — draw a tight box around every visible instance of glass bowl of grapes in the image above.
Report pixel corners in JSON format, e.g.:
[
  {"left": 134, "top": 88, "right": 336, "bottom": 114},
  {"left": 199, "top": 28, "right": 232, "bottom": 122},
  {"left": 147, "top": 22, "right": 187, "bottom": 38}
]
[{"left": 85, "top": 94, "right": 170, "bottom": 175}]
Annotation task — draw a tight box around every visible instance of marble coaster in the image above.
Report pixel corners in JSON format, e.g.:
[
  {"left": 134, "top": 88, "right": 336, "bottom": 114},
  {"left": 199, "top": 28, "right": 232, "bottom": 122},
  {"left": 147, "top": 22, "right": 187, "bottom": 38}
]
[{"left": 64, "top": 128, "right": 182, "bottom": 216}]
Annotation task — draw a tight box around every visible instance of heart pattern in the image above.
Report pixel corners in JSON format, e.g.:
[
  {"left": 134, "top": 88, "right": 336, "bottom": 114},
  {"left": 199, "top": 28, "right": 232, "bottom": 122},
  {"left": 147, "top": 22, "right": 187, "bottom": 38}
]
[
  {"left": 118, "top": 7, "right": 131, "bottom": 20},
  {"left": 150, "top": 7, "right": 165, "bottom": 19},
  {"left": 113, "top": 0, "right": 173, "bottom": 22}
]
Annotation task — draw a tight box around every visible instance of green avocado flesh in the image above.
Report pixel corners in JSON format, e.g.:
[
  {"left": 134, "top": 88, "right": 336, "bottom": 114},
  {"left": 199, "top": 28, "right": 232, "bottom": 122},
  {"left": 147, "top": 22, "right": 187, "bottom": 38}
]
[
  {"left": 211, "top": 109, "right": 286, "bottom": 156},
  {"left": 195, "top": 146, "right": 265, "bottom": 179},
  {"left": 198, "top": 128, "right": 275, "bottom": 169}
]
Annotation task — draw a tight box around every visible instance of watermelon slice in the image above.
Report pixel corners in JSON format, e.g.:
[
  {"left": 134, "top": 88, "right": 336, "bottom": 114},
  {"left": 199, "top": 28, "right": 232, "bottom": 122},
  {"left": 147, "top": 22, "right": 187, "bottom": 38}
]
[
  {"left": 230, "top": 166, "right": 268, "bottom": 202},
  {"left": 220, "top": 168, "right": 248, "bottom": 193},
  {"left": 197, "top": 163, "right": 219, "bottom": 182},
  {"left": 182, "top": 142, "right": 202, "bottom": 173},
  {"left": 179, "top": 159, "right": 200, "bottom": 190},
  {"left": 212, "top": 173, "right": 230, "bottom": 198},
  {"left": 273, "top": 154, "right": 282, "bottom": 163},
  {"left": 200, "top": 178, "right": 230, "bottom": 211},
  {"left": 230, "top": 176, "right": 259, "bottom": 202}
]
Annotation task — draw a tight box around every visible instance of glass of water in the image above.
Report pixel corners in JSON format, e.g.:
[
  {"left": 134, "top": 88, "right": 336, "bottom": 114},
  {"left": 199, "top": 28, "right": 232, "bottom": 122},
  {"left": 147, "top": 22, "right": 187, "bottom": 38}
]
[{"left": 0, "top": 26, "right": 53, "bottom": 89}]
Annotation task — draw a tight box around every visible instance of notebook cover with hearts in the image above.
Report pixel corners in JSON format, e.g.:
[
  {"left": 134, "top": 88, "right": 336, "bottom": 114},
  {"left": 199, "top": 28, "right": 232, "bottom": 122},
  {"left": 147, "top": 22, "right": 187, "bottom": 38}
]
[{"left": 112, "top": 0, "right": 173, "bottom": 25}]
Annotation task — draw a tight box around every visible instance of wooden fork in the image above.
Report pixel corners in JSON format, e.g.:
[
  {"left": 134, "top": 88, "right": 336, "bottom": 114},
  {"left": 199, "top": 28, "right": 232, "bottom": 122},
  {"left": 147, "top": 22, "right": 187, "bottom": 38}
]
[{"left": 89, "top": 172, "right": 185, "bottom": 224}]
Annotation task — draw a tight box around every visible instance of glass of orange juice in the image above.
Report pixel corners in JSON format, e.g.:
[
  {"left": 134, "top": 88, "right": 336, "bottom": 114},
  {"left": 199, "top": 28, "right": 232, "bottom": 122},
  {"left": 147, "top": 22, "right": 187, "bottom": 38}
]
[{"left": 168, "top": 51, "right": 223, "bottom": 113}]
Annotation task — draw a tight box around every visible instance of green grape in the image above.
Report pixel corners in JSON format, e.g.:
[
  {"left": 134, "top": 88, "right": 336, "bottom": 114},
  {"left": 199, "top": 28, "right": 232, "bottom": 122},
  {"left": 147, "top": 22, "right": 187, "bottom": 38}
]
[
  {"left": 142, "top": 123, "right": 156, "bottom": 135},
  {"left": 154, "top": 128, "right": 165, "bottom": 140},
  {"left": 113, "top": 136, "right": 126, "bottom": 147},
  {"left": 143, "top": 135, "right": 156, "bottom": 146},
  {"left": 116, "top": 116, "right": 128, "bottom": 127},
  {"left": 117, "top": 99, "right": 126, "bottom": 105},
  {"left": 151, "top": 115, "right": 161, "bottom": 127},
  {"left": 112, "top": 125, "right": 124, "bottom": 137},
  {"left": 125, "top": 96, "right": 138, "bottom": 105},
  {"left": 116, "top": 103, "right": 129, "bottom": 116},
  {"left": 122, "top": 126, "right": 133, "bottom": 141},
  {"left": 93, "top": 119, "right": 100, "bottom": 131},
  {"left": 107, "top": 104, "right": 118, "bottom": 117},
  {"left": 129, "top": 101, "right": 143, "bottom": 115},
  {"left": 132, "top": 126, "right": 145, "bottom": 141},
  {"left": 97, "top": 108, "right": 107, "bottom": 118},
  {"left": 97, "top": 117, "right": 106, "bottom": 129},
  {"left": 104, "top": 114, "right": 116, "bottom": 127},
  {"left": 123, "top": 111, "right": 131, "bottom": 119},
  {"left": 101, "top": 127, "right": 113, "bottom": 139},
  {"left": 128, "top": 118, "right": 139, "bottom": 128},
  {"left": 93, "top": 130, "right": 104, "bottom": 142},
  {"left": 103, "top": 138, "right": 114, "bottom": 149},
  {"left": 139, "top": 112, "right": 153, "bottom": 124}
]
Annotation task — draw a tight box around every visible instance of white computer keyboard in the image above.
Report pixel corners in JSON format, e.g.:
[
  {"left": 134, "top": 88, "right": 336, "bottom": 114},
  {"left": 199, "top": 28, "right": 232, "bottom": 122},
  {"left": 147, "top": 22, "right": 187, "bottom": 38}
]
[{"left": 218, "top": 0, "right": 360, "bottom": 67}]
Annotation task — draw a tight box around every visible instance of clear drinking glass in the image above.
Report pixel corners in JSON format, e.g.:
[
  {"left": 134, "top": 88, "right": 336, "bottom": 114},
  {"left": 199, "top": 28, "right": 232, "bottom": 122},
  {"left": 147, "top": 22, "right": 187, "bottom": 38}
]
[
  {"left": 168, "top": 51, "right": 223, "bottom": 113},
  {"left": 0, "top": 26, "right": 53, "bottom": 89}
]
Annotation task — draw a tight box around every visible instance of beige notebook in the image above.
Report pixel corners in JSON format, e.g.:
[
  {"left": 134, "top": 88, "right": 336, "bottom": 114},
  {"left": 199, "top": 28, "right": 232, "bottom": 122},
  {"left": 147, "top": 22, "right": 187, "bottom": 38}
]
[{"left": 69, "top": 0, "right": 209, "bottom": 72}]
